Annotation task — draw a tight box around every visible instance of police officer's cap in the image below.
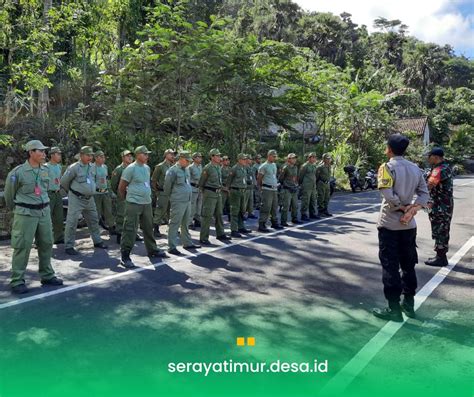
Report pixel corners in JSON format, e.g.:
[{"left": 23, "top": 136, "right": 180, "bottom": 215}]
[
  {"left": 267, "top": 149, "right": 278, "bottom": 157},
  {"left": 135, "top": 145, "right": 152, "bottom": 154},
  {"left": 387, "top": 134, "right": 410, "bottom": 154},
  {"left": 238, "top": 153, "right": 248, "bottom": 160},
  {"left": 94, "top": 150, "right": 105, "bottom": 157},
  {"left": 178, "top": 151, "right": 192, "bottom": 161},
  {"left": 50, "top": 146, "right": 62, "bottom": 154},
  {"left": 221, "top": 155, "right": 229, "bottom": 160},
  {"left": 209, "top": 148, "right": 221, "bottom": 156},
  {"left": 287, "top": 153, "right": 297, "bottom": 159},
  {"left": 80, "top": 146, "right": 94, "bottom": 155},
  {"left": 427, "top": 147, "right": 444, "bottom": 157},
  {"left": 121, "top": 149, "right": 132, "bottom": 157},
  {"left": 25, "top": 140, "right": 49, "bottom": 151},
  {"left": 192, "top": 152, "right": 202, "bottom": 159},
  {"left": 164, "top": 148, "right": 175, "bottom": 156}
]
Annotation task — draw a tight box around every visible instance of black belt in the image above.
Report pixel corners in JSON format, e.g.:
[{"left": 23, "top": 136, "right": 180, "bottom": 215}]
[
  {"left": 246, "top": 182, "right": 253, "bottom": 186},
  {"left": 70, "top": 188, "right": 92, "bottom": 199},
  {"left": 16, "top": 202, "right": 49, "bottom": 210},
  {"left": 96, "top": 188, "right": 109, "bottom": 193},
  {"left": 263, "top": 184, "right": 277, "bottom": 189},
  {"left": 157, "top": 187, "right": 164, "bottom": 192},
  {"left": 204, "top": 186, "right": 220, "bottom": 193},
  {"left": 231, "top": 187, "right": 246, "bottom": 191},
  {"left": 190, "top": 183, "right": 198, "bottom": 187},
  {"left": 48, "top": 190, "right": 60, "bottom": 194}
]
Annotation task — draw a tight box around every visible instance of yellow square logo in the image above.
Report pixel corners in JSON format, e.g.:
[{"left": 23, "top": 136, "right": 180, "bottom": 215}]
[{"left": 236, "top": 337, "right": 245, "bottom": 346}]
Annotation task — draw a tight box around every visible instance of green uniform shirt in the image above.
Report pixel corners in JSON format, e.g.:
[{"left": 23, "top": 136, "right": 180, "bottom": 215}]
[
  {"left": 5, "top": 161, "right": 50, "bottom": 216},
  {"left": 199, "top": 163, "right": 223, "bottom": 189},
  {"left": 221, "top": 166, "right": 231, "bottom": 186},
  {"left": 111, "top": 163, "right": 126, "bottom": 194},
  {"left": 163, "top": 164, "right": 192, "bottom": 202},
  {"left": 299, "top": 162, "right": 317, "bottom": 186},
  {"left": 316, "top": 163, "right": 331, "bottom": 183},
  {"left": 280, "top": 163, "right": 299, "bottom": 188},
  {"left": 245, "top": 165, "right": 254, "bottom": 189},
  {"left": 152, "top": 160, "right": 172, "bottom": 193},
  {"left": 188, "top": 163, "right": 202, "bottom": 192},
  {"left": 46, "top": 162, "right": 62, "bottom": 192},
  {"left": 227, "top": 164, "right": 247, "bottom": 189},
  {"left": 258, "top": 161, "right": 278, "bottom": 191},
  {"left": 61, "top": 161, "right": 96, "bottom": 196},
  {"left": 121, "top": 161, "right": 152, "bottom": 205},
  {"left": 94, "top": 164, "right": 109, "bottom": 193}
]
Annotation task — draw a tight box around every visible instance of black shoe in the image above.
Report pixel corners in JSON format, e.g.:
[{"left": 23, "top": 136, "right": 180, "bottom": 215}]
[
  {"left": 372, "top": 307, "right": 403, "bottom": 322},
  {"left": 217, "top": 234, "right": 232, "bottom": 241},
  {"left": 258, "top": 225, "right": 270, "bottom": 233},
  {"left": 116, "top": 233, "right": 122, "bottom": 244},
  {"left": 280, "top": 222, "right": 289, "bottom": 227},
  {"left": 135, "top": 235, "right": 143, "bottom": 242},
  {"left": 199, "top": 239, "right": 212, "bottom": 246},
  {"left": 99, "top": 220, "right": 109, "bottom": 230},
  {"left": 183, "top": 244, "right": 201, "bottom": 250},
  {"left": 189, "top": 224, "right": 196, "bottom": 230},
  {"left": 120, "top": 253, "right": 136, "bottom": 269},
  {"left": 425, "top": 255, "right": 448, "bottom": 267},
  {"left": 11, "top": 284, "right": 29, "bottom": 294},
  {"left": 323, "top": 210, "right": 333, "bottom": 217},
  {"left": 154, "top": 225, "right": 162, "bottom": 238},
  {"left": 301, "top": 215, "right": 310, "bottom": 221},
  {"left": 401, "top": 300, "right": 416, "bottom": 318},
  {"left": 309, "top": 214, "right": 321, "bottom": 220},
  {"left": 292, "top": 219, "right": 302, "bottom": 224},
  {"left": 65, "top": 248, "right": 79, "bottom": 255},
  {"left": 194, "top": 220, "right": 201, "bottom": 228},
  {"left": 168, "top": 248, "right": 183, "bottom": 256},
  {"left": 271, "top": 224, "right": 284, "bottom": 230},
  {"left": 238, "top": 228, "right": 252, "bottom": 234},
  {"left": 109, "top": 227, "right": 117, "bottom": 236},
  {"left": 148, "top": 250, "right": 168, "bottom": 259},
  {"left": 94, "top": 242, "right": 108, "bottom": 249},
  {"left": 247, "top": 214, "right": 258, "bottom": 219},
  {"left": 54, "top": 239, "right": 65, "bottom": 245},
  {"left": 231, "top": 231, "right": 242, "bottom": 238},
  {"left": 41, "top": 276, "right": 63, "bottom": 286}
]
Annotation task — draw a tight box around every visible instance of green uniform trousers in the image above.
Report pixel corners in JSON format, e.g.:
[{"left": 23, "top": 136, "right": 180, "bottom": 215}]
[
  {"left": 200, "top": 190, "right": 225, "bottom": 241},
  {"left": 153, "top": 192, "right": 170, "bottom": 225},
  {"left": 48, "top": 191, "right": 64, "bottom": 242},
  {"left": 168, "top": 201, "right": 193, "bottom": 250},
  {"left": 230, "top": 189, "right": 246, "bottom": 232},
  {"left": 244, "top": 187, "right": 254, "bottom": 214},
  {"left": 317, "top": 181, "right": 330, "bottom": 211},
  {"left": 94, "top": 193, "right": 115, "bottom": 229},
  {"left": 121, "top": 202, "right": 157, "bottom": 254},
  {"left": 259, "top": 189, "right": 279, "bottom": 225},
  {"left": 300, "top": 185, "right": 318, "bottom": 217},
  {"left": 254, "top": 188, "right": 262, "bottom": 209},
  {"left": 189, "top": 190, "right": 202, "bottom": 225},
  {"left": 115, "top": 197, "right": 126, "bottom": 234},
  {"left": 222, "top": 190, "right": 230, "bottom": 215},
  {"left": 10, "top": 210, "right": 55, "bottom": 287},
  {"left": 281, "top": 188, "right": 298, "bottom": 223},
  {"left": 65, "top": 193, "right": 102, "bottom": 249}
]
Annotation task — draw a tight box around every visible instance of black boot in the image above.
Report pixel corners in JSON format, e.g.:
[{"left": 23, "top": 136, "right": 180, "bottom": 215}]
[
  {"left": 323, "top": 208, "right": 333, "bottom": 217},
  {"left": 301, "top": 215, "right": 310, "bottom": 222},
  {"left": 372, "top": 302, "right": 403, "bottom": 322},
  {"left": 116, "top": 233, "right": 121, "bottom": 245},
  {"left": 120, "top": 251, "right": 136, "bottom": 269},
  {"left": 154, "top": 225, "right": 162, "bottom": 238},
  {"left": 194, "top": 219, "right": 201, "bottom": 228},
  {"left": 401, "top": 295, "right": 416, "bottom": 318},
  {"left": 258, "top": 223, "right": 270, "bottom": 233},
  {"left": 271, "top": 223, "right": 284, "bottom": 230},
  {"left": 425, "top": 254, "right": 448, "bottom": 267}
]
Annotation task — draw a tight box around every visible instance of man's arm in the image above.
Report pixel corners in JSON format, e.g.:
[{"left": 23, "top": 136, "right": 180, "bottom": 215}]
[
  {"left": 4, "top": 169, "right": 19, "bottom": 210},
  {"left": 118, "top": 179, "right": 129, "bottom": 200},
  {"left": 60, "top": 165, "right": 76, "bottom": 192},
  {"left": 163, "top": 169, "right": 175, "bottom": 197},
  {"left": 198, "top": 168, "right": 209, "bottom": 189}
]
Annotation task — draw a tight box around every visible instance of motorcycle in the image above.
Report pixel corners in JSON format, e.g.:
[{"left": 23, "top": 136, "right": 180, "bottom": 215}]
[
  {"left": 363, "top": 169, "right": 377, "bottom": 190},
  {"left": 344, "top": 165, "right": 364, "bottom": 193}
]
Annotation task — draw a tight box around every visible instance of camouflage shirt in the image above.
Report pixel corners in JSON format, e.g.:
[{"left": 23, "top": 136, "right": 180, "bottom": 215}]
[{"left": 427, "top": 160, "right": 453, "bottom": 213}]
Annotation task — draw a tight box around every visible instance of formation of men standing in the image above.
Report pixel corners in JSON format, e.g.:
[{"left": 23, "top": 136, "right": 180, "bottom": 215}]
[{"left": 4, "top": 139, "right": 454, "bottom": 300}]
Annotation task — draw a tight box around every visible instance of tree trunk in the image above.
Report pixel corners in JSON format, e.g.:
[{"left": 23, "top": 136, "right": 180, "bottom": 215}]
[{"left": 38, "top": 0, "right": 52, "bottom": 116}]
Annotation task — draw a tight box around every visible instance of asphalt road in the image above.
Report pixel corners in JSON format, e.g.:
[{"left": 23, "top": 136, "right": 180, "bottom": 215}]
[{"left": 0, "top": 176, "right": 472, "bottom": 397}]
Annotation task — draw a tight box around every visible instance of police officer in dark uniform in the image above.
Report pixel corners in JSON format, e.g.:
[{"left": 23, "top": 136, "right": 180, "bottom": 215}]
[{"left": 425, "top": 147, "right": 454, "bottom": 267}]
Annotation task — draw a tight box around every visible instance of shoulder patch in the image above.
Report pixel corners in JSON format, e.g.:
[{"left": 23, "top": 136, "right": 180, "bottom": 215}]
[{"left": 377, "top": 163, "right": 393, "bottom": 189}]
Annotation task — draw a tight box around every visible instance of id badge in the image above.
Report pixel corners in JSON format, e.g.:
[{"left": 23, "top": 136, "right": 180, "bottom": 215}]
[
  {"left": 34, "top": 185, "right": 42, "bottom": 196},
  {"left": 86, "top": 178, "right": 91, "bottom": 184}
]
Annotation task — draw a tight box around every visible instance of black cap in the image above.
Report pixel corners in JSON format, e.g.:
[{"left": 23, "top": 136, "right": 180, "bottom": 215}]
[
  {"left": 427, "top": 147, "right": 444, "bottom": 157},
  {"left": 387, "top": 134, "right": 410, "bottom": 155}
]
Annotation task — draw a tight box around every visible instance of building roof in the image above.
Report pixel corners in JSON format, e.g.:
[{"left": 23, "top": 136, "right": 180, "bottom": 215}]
[{"left": 393, "top": 116, "right": 428, "bottom": 136}]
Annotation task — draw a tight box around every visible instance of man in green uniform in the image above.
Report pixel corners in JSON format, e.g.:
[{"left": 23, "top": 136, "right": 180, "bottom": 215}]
[
  {"left": 110, "top": 149, "right": 134, "bottom": 244},
  {"left": 244, "top": 156, "right": 257, "bottom": 219},
  {"left": 118, "top": 146, "right": 168, "bottom": 268},
  {"left": 152, "top": 149, "right": 175, "bottom": 237},
  {"left": 46, "top": 146, "right": 64, "bottom": 244},
  {"left": 316, "top": 153, "right": 333, "bottom": 217},
  {"left": 93, "top": 150, "right": 117, "bottom": 233},
  {"left": 299, "top": 152, "right": 319, "bottom": 221},
  {"left": 164, "top": 151, "right": 201, "bottom": 255},
  {"left": 227, "top": 153, "right": 252, "bottom": 238},
  {"left": 5, "top": 140, "right": 63, "bottom": 294},
  {"left": 199, "top": 149, "right": 231, "bottom": 245},
  {"left": 279, "top": 153, "right": 301, "bottom": 226},
  {"left": 61, "top": 146, "right": 108, "bottom": 255},
  {"left": 188, "top": 152, "right": 203, "bottom": 229},
  {"left": 252, "top": 155, "right": 262, "bottom": 210},
  {"left": 257, "top": 150, "right": 283, "bottom": 232},
  {"left": 220, "top": 155, "right": 231, "bottom": 221}
]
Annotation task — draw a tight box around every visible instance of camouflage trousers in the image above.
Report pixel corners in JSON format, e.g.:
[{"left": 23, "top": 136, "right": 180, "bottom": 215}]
[{"left": 428, "top": 209, "right": 453, "bottom": 254}]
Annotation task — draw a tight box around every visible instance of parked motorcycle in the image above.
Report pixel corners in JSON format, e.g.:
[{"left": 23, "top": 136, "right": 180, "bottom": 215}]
[
  {"left": 363, "top": 169, "right": 377, "bottom": 190},
  {"left": 344, "top": 165, "right": 364, "bottom": 193}
]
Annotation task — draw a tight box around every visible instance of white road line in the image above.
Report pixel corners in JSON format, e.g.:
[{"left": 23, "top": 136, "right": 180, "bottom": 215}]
[
  {"left": 321, "top": 236, "right": 474, "bottom": 396},
  {"left": 458, "top": 180, "right": 474, "bottom": 186},
  {"left": 0, "top": 204, "right": 379, "bottom": 311}
]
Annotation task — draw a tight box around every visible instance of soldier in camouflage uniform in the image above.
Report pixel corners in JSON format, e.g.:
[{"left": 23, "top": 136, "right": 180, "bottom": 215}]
[
  {"left": 279, "top": 153, "right": 301, "bottom": 226},
  {"left": 46, "top": 146, "right": 64, "bottom": 244},
  {"left": 425, "top": 147, "right": 454, "bottom": 267},
  {"left": 152, "top": 149, "right": 175, "bottom": 237},
  {"left": 220, "top": 155, "right": 231, "bottom": 221},
  {"left": 188, "top": 152, "right": 203, "bottom": 229},
  {"left": 299, "top": 153, "right": 319, "bottom": 221},
  {"left": 93, "top": 150, "right": 116, "bottom": 234},
  {"left": 316, "top": 153, "right": 333, "bottom": 217},
  {"left": 252, "top": 155, "right": 262, "bottom": 210},
  {"left": 244, "top": 157, "right": 257, "bottom": 219}
]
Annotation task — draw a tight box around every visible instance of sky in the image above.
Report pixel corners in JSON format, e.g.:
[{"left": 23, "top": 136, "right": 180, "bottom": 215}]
[{"left": 294, "top": 0, "right": 474, "bottom": 58}]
